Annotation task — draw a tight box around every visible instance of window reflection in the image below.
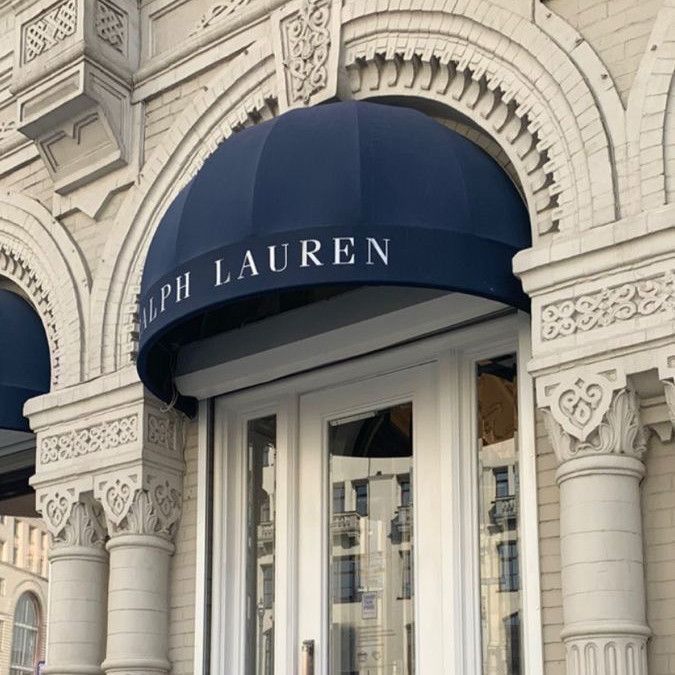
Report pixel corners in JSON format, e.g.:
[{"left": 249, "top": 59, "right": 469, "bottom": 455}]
[
  {"left": 477, "top": 354, "right": 522, "bottom": 675},
  {"left": 245, "top": 416, "right": 276, "bottom": 675},
  {"left": 329, "top": 403, "right": 415, "bottom": 675}
]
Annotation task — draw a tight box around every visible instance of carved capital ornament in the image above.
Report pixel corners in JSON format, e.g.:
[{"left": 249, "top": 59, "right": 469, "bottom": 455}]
[{"left": 538, "top": 370, "right": 648, "bottom": 464}]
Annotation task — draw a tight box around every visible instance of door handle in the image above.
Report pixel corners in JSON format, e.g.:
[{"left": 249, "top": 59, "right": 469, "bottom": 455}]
[{"left": 301, "top": 639, "right": 315, "bottom": 675}]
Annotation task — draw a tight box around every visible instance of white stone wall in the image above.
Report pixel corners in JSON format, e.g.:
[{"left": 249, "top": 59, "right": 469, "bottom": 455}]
[{"left": 169, "top": 421, "right": 198, "bottom": 675}]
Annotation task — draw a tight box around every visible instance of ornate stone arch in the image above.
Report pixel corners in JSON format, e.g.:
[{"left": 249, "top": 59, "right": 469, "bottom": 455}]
[
  {"left": 0, "top": 194, "right": 88, "bottom": 388},
  {"left": 94, "top": 2, "right": 620, "bottom": 378},
  {"left": 341, "top": 3, "right": 617, "bottom": 236},
  {"left": 627, "top": 0, "right": 675, "bottom": 211}
]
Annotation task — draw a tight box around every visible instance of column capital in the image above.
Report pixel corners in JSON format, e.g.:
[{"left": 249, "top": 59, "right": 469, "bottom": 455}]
[
  {"left": 94, "top": 465, "right": 182, "bottom": 541},
  {"left": 36, "top": 481, "right": 107, "bottom": 547},
  {"left": 537, "top": 367, "right": 648, "bottom": 465}
]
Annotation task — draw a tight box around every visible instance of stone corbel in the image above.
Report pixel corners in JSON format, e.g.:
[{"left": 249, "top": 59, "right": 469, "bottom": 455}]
[
  {"left": 271, "top": 0, "right": 346, "bottom": 112},
  {"left": 536, "top": 366, "right": 648, "bottom": 464},
  {"left": 94, "top": 465, "right": 182, "bottom": 540},
  {"left": 10, "top": 0, "right": 141, "bottom": 217},
  {"left": 657, "top": 349, "right": 675, "bottom": 433}
]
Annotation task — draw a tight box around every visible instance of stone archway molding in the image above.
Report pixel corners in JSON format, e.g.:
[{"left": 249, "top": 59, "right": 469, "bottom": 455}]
[
  {"left": 0, "top": 193, "right": 88, "bottom": 388},
  {"left": 341, "top": 3, "right": 618, "bottom": 237},
  {"left": 626, "top": 0, "right": 675, "bottom": 212}
]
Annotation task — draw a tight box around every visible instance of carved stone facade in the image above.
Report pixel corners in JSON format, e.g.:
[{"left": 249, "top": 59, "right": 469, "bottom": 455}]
[{"left": 0, "top": 0, "right": 674, "bottom": 673}]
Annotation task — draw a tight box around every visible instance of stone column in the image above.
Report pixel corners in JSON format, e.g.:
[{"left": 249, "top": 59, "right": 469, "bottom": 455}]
[
  {"left": 37, "top": 492, "right": 108, "bottom": 675},
  {"left": 96, "top": 469, "right": 182, "bottom": 675},
  {"left": 539, "top": 373, "right": 651, "bottom": 675}
]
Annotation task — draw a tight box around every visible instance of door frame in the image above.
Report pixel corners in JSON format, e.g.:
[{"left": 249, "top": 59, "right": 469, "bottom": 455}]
[
  {"left": 199, "top": 309, "right": 543, "bottom": 675},
  {"left": 296, "top": 363, "right": 439, "bottom": 674}
]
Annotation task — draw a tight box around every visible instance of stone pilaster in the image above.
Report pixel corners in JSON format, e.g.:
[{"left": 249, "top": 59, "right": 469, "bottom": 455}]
[
  {"left": 539, "top": 372, "right": 651, "bottom": 675},
  {"left": 96, "top": 467, "right": 182, "bottom": 675},
  {"left": 36, "top": 491, "right": 108, "bottom": 675}
]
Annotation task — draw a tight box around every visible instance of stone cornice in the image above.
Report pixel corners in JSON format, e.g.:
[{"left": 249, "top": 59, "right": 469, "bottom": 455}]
[{"left": 514, "top": 203, "right": 675, "bottom": 296}]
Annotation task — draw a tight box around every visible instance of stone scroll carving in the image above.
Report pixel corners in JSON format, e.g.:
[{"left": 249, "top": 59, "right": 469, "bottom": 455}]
[
  {"left": 40, "top": 414, "right": 139, "bottom": 464},
  {"left": 273, "top": 0, "right": 341, "bottom": 111},
  {"left": 95, "top": 470, "right": 183, "bottom": 540},
  {"left": 23, "top": 0, "right": 78, "bottom": 63},
  {"left": 538, "top": 371, "right": 648, "bottom": 464}
]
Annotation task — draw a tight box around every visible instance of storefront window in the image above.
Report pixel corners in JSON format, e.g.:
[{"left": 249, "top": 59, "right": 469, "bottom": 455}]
[
  {"left": 245, "top": 416, "right": 276, "bottom": 675},
  {"left": 477, "top": 354, "right": 522, "bottom": 674}
]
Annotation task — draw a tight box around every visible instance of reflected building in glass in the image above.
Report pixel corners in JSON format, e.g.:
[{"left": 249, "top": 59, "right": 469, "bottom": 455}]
[
  {"left": 477, "top": 355, "right": 521, "bottom": 675},
  {"left": 329, "top": 404, "right": 414, "bottom": 675}
]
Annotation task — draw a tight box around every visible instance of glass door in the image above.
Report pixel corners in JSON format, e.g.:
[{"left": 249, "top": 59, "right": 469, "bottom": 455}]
[{"left": 296, "top": 364, "right": 443, "bottom": 674}]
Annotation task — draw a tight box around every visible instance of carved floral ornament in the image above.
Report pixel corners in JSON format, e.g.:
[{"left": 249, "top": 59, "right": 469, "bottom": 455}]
[
  {"left": 538, "top": 371, "right": 648, "bottom": 464},
  {"left": 36, "top": 486, "right": 107, "bottom": 548}
]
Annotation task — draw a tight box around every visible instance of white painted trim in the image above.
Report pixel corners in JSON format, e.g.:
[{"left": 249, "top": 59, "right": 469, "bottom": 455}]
[
  {"left": 176, "top": 291, "right": 507, "bottom": 399},
  {"left": 517, "top": 312, "right": 544, "bottom": 674},
  {"left": 193, "top": 399, "right": 210, "bottom": 675}
]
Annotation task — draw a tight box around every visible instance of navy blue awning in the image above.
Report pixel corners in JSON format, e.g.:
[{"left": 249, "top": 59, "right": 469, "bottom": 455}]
[
  {"left": 138, "top": 101, "right": 531, "bottom": 412},
  {"left": 0, "top": 290, "right": 50, "bottom": 432}
]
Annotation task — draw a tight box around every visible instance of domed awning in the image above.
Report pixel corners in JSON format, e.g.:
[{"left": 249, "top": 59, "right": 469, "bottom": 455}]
[
  {"left": 0, "top": 290, "right": 50, "bottom": 432},
  {"left": 138, "top": 101, "right": 531, "bottom": 412}
]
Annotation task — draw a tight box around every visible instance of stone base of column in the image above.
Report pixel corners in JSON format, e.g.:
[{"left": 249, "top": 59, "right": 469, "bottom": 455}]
[
  {"left": 43, "top": 667, "right": 104, "bottom": 675},
  {"left": 563, "top": 626, "right": 650, "bottom": 675},
  {"left": 100, "top": 658, "right": 171, "bottom": 675}
]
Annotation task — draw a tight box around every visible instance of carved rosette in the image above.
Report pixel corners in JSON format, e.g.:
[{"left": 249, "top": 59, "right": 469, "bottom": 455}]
[
  {"left": 538, "top": 371, "right": 648, "bottom": 464},
  {"left": 96, "top": 470, "right": 182, "bottom": 540}
]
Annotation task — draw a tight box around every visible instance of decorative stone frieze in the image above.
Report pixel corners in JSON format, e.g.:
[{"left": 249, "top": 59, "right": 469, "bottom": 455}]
[
  {"left": 10, "top": 0, "right": 141, "bottom": 213},
  {"left": 541, "top": 270, "right": 675, "bottom": 341},
  {"left": 272, "top": 0, "right": 341, "bottom": 111},
  {"left": 30, "top": 373, "right": 186, "bottom": 477},
  {"left": 40, "top": 414, "right": 139, "bottom": 464},
  {"left": 22, "top": 0, "right": 78, "bottom": 63}
]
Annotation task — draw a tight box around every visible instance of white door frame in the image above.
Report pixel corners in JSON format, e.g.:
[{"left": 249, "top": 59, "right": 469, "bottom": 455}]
[{"left": 197, "top": 309, "right": 543, "bottom": 675}]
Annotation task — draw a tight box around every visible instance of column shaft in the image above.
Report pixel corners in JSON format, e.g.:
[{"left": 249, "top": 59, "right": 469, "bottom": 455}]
[
  {"left": 557, "top": 454, "right": 650, "bottom": 675},
  {"left": 45, "top": 546, "right": 108, "bottom": 675},
  {"left": 102, "top": 534, "right": 173, "bottom": 675}
]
